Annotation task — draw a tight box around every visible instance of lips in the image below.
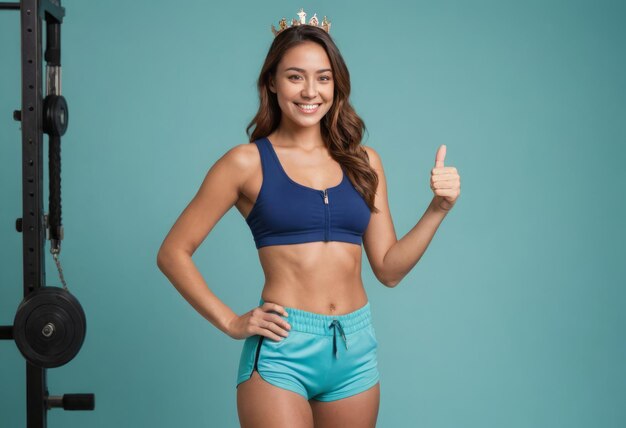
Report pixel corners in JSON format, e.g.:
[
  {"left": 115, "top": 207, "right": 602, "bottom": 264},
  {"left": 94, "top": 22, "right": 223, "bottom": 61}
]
[{"left": 294, "top": 102, "right": 321, "bottom": 114}]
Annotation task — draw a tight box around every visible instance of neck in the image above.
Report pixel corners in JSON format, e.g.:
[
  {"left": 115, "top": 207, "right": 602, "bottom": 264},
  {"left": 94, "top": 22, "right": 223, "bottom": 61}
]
[{"left": 270, "top": 121, "right": 325, "bottom": 150}]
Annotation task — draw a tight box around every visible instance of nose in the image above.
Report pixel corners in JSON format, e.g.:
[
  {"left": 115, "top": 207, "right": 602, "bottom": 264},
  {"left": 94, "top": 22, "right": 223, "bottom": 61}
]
[{"left": 301, "top": 78, "right": 318, "bottom": 99}]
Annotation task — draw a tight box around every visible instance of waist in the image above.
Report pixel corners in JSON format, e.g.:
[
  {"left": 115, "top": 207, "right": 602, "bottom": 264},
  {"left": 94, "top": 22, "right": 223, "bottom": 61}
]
[
  {"left": 260, "top": 277, "right": 367, "bottom": 313},
  {"left": 258, "top": 297, "right": 372, "bottom": 335}
]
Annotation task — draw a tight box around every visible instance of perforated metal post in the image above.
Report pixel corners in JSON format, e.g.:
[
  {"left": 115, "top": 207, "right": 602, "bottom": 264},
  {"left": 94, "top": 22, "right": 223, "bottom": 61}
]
[{"left": 1, "top": 1, "right": 95, "bottom": 426}]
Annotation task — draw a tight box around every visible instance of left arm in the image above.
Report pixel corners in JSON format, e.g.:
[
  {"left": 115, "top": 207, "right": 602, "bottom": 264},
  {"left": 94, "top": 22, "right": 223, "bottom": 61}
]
[{"left": 362, "top": 145, "right": 460, "bottom": 287}]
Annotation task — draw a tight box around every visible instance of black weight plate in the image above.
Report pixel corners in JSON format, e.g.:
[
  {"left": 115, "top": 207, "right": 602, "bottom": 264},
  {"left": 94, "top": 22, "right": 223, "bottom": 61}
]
[
  {"left": 13, "top": 287, "right": 86, "bottom": 368},
  {"left": 25, "top": 304, "right": 74, "bottom": 356}
]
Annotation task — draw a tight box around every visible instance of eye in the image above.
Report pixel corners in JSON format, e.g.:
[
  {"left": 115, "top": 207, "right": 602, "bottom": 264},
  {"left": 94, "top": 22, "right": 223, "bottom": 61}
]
[{"left": 287, "top": 75, "right": 332, "bottom": 81}]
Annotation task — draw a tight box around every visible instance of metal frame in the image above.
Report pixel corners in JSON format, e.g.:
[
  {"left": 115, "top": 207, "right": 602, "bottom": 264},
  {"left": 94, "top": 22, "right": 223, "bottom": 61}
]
[{"left": 1, "top": 1, "right": 94, "bottom": 426}]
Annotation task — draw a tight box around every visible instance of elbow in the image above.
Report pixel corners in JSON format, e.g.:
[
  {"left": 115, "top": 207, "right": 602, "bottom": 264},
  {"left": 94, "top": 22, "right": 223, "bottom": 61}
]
[
  {"left": 385, "top": 277, "right": 401, "bottom": 288},
  {"left": 376, "top": 270, "right": 401, "bottom": 288},
  {"left": 156, "top": 250, "right": 168, "bottom": 271},
  {"left": 156, "top": 246, "right": 179, "bottom": 271},
  {"left": 386, "top": 278, "right": 400, "bottom": 288},
  {"left": 157, "top": 245, "right": 193, "bottom": 271}
]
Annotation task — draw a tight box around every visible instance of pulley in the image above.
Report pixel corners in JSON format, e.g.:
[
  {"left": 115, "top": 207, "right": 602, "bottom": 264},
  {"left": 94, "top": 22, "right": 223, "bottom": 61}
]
[{"left": 43, "top": 94, "right": 68, "bottom": 136}]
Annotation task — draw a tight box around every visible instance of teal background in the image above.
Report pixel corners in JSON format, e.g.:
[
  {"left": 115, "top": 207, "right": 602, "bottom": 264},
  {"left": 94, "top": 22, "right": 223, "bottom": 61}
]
[{"left": 1, "top": 0, "right": 625, "bottom": 427}]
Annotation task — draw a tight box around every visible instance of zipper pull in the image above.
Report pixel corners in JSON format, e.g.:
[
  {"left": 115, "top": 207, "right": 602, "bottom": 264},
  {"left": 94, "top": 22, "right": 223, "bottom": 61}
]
[{"left": 323, "top": 189, "right": 329, "bottom": 204}]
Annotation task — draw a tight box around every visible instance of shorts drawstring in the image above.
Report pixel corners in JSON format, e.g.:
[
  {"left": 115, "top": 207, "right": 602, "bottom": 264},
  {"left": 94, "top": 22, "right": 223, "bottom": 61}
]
[{"left": 329, "top": 319, "right": 348, "bottom": 358}]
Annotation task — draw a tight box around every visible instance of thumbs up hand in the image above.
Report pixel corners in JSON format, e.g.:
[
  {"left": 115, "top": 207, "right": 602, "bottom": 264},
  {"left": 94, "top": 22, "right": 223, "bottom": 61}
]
[{"left": 430, "top": 145, "right": 461, "bottom": 212}]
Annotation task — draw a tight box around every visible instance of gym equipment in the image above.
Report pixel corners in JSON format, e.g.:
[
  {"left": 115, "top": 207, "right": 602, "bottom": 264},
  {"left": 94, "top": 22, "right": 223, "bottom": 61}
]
[
  {"left": 13, "top": 286, "right": 86, "bottom": 369},
  {"left": 0, "top": 1, "right": 95, "bottom": 426}
]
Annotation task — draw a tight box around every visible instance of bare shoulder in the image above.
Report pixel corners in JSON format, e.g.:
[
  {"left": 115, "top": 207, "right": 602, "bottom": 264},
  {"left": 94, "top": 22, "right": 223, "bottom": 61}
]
[
  {"left": 362, "top": 145, "right": 383, "bottom": 171},
  {"left": 220, "top": 142, "right": 259, "bottom": 172},
  {"left": 156, "top": 141, "right": 259, "bottom": 257},
  {"left": 211, "top": 141, "right": 261, "bottom": 188}
]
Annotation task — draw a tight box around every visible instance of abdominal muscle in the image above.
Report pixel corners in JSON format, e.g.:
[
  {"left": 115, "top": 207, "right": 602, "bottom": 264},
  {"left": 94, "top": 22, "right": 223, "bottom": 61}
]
[
  {"left": 257, "top": 241, "right": 369, "bottom": 316},
  {"left": 235, "top": 143, "right": 369, "bottom": 316}
]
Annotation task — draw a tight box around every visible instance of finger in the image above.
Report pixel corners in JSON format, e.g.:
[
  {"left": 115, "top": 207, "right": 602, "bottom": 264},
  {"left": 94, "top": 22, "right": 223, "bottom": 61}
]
[
  {"left": 262, "top": 302, "right": 289, "bottom": 317},
  {"left": 258, "top": 326, "right": 285, "bottom": 342},
  {"left": 431, "top": 182, "right": 459, "bottom": 191},
  {"left": 431, "top": 173, "right": 458, "bottom": 181},
  {"left": 257, "top": 309, "right": 292, "bottom": 334},
  {"left": 259, "top": 320, "right": 290, "bottom": 341},
  {"left": 435, "top": 145, "right": 446, "bottom": 168},
  {"left": 432, "top": 177, "right": 460, "bottom": 185},
  {"left": 432, "top": 166, "right": 457, "bottom": 175},
  {"left": 268, "top": 313, "right": 291, "bottom": 332}
]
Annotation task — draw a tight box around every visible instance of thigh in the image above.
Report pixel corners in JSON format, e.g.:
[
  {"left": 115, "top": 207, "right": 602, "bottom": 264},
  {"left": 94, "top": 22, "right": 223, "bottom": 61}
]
[
  {"left": 237, "top": 370, "right": 315, "bottom": 428},
  {"left": 310, "top": 381, "right": 380, "bottom": 428}
]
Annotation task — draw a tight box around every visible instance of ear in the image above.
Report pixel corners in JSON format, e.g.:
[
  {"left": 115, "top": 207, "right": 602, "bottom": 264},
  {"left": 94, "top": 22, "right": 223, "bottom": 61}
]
[{"left": 269, "top": 75, "right": 276, "bottom": 94}]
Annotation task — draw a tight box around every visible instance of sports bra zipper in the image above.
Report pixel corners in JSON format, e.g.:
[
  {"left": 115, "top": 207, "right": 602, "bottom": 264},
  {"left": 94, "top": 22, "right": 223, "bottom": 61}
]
[{"left": 323, "top": 189, "right": 329, "bottom": 241}]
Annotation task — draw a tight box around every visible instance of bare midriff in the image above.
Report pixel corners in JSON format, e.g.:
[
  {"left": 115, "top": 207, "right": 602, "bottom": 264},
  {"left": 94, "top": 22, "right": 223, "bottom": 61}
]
[
  {"left": 236, "top": 138, "right": 369, "bottom": 316},
  {"left": 257, "top": 241, "right": 368, "bottom": 316}
]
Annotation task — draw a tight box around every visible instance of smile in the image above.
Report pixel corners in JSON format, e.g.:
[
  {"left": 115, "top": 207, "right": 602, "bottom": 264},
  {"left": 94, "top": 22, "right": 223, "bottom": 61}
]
[{"left": 294, "top": 103, "right": 321, "bottom": 114}]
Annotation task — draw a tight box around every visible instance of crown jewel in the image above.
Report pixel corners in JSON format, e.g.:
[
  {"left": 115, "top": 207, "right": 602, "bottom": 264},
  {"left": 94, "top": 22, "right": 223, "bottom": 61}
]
[{"left": 271, "top": 8, "right": 331, "bottom": 37}]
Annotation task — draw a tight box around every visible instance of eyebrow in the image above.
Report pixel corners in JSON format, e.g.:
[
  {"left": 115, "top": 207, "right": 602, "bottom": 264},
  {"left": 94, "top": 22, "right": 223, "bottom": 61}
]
[{"left": 284, "top": 67, "right": 332, "bottom": 73}]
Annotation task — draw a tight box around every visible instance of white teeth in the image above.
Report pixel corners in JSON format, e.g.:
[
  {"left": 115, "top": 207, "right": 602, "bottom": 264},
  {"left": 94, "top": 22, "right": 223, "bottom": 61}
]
[{"left": 296, "top": 103, "right": 319, "bottom": 110}]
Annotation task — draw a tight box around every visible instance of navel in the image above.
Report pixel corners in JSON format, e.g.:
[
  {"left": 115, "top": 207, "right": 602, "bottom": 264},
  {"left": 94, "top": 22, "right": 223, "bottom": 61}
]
[{"left": 328, "top": 303, "right": 336, "bottom": 313}]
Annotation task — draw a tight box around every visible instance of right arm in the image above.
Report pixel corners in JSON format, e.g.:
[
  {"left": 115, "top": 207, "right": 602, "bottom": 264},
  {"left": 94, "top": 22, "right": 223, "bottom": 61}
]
[
  {"left": 156, "top": 144, "right": 250, "bottom": 336},
  {"left": 156, "top": 143, "right": 292, "bottom": 342}
]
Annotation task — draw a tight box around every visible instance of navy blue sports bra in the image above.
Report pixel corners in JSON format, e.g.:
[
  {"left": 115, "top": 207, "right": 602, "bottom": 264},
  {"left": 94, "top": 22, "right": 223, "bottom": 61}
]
[{"left": 245, "top": 137, "right": 372, "bottom": 249}]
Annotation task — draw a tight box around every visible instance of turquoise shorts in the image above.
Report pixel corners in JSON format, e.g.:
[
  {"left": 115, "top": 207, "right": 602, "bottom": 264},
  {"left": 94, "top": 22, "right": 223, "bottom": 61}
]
[{"left": 236, "top": 298, "right": 380, "bottom": 402}]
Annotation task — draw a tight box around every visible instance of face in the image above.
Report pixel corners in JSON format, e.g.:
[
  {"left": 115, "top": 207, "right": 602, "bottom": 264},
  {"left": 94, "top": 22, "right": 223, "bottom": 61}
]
[{"left": 269, "top": 41, "right": 334, "bottom": 129}]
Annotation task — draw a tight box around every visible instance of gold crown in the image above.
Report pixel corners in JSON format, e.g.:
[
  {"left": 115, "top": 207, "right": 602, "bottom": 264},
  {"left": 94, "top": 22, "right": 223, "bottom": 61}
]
[{"left": 271, "top": 8, "right": 331, "bottom": 37}]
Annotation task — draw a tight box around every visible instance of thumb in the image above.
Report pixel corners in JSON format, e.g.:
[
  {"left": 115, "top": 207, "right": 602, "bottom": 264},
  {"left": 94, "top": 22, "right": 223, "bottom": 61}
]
[{"left": 435, "top": 144, "right": 446, "bottom": 168}]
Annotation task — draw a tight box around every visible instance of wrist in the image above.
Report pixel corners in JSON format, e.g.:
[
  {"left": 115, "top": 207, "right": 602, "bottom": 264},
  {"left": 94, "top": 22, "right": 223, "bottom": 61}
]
[
  {"left": 222, "top": 313, "right": 236, "bottom": 337},
  {"left": 429, "top": 197, "right": 450, "bottom": 214}
]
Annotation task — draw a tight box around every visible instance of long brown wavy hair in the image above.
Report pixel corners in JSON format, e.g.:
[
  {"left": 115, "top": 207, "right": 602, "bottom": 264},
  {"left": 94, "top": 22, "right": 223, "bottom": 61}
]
[{"left": 246, "top": 25, "right": 380, "bottom": 214}]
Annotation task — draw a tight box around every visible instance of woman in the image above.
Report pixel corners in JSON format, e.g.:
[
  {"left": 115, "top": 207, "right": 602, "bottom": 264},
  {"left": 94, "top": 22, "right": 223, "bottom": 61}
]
[{"left": 157, "top": 10, "right": 460, "bottom": 428}]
